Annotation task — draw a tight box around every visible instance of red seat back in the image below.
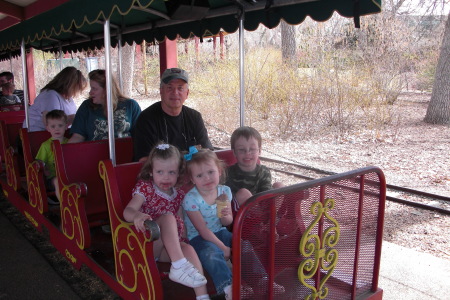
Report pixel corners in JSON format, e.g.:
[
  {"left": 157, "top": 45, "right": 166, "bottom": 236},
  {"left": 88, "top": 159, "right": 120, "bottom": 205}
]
[
  {"left": 215, "top": 149, "right": 237, "bottom": 166},
  {"left": 114, "top": 162, "right": 142, "bottom": 210},
  {"left": 0, "top": 120, "right": 22, "bottom": 163},
  {"left": 0, "top": 110, "right": 25, "bottom": 124},
  {"left": 56, "top": 138, "right": 134, "bottom": 221}
]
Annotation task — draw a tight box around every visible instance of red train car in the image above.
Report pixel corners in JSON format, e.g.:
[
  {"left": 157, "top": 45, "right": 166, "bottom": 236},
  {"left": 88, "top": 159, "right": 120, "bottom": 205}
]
[{"left": 0, "top": 1, "right": 384, "bottom": 299}]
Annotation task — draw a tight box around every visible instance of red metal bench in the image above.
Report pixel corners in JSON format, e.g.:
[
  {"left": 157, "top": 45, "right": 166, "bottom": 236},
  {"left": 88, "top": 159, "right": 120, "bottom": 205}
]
[
  {"left": 52, "top": 138, "right": 134, "bottom": 252},
  {"left": 231, "top": 166, "right": 385, "bottom": 300}
]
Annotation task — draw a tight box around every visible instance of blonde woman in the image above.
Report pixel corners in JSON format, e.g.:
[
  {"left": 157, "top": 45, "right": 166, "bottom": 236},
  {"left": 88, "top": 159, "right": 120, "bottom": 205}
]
[
  {"left": 25, "top": 66, "right": 87, "bottom": 132},
  {"left": 69, "top": 69, "right": 141, "bottom": 142}
]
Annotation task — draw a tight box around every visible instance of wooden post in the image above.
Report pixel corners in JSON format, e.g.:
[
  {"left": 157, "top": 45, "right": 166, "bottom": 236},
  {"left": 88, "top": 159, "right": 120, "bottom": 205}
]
[
  {"left": 213, "top": 36, "right": 217, "bottom": 61},
  {"left": 159, "top": 38, "right": 178, "bottom": 75},
  {"left": 220, "top": 31, "right": 224, "bottom": 60},
  {"left": 26, "top": 48, "right": 36, "bottom": 104}
]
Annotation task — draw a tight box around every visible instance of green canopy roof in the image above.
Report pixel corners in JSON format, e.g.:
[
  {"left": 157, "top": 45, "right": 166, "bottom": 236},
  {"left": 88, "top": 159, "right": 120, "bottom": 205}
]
[{"left": 0, "top": 0, "right": 381, "bottom": 60}]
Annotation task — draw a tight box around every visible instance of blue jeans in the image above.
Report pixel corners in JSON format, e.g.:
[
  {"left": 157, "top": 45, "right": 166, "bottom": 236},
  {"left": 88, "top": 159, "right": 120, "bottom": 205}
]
[
  {"left": 190, "top": 229, "right": 233, "bottom": 294},
  {"left": 190, "top": 229, "right": 267, "bottom": 295}
]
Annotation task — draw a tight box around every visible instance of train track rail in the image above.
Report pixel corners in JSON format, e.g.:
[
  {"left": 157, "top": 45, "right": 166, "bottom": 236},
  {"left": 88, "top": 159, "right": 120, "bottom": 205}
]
[{"left": 260, "top": 156, "right": 450, "bottom": 215}]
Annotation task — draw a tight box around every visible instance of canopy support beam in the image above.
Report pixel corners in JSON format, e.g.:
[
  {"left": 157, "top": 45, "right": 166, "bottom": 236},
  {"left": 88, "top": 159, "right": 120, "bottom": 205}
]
[
  {"left": 21, "top": 39, "right": 29, "bottom": 128},
  {"left": 117, "top": 32, "right": 123, "bottom": 91},
  {"left": 104, "top": 20, "right": 116, "bottom": 165},
  {"left": 238, "top": 6, "right": 245, "bottom": 127}
]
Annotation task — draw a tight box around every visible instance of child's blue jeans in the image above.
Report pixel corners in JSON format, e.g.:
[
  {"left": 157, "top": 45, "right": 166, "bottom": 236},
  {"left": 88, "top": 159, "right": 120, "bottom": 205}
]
[{"left": 189, "top": 228, "right": 267, "bottom": 295}]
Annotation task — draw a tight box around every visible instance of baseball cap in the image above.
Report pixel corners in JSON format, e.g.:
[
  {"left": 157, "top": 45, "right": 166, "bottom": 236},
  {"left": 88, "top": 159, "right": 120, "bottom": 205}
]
[{"left": 161, "top": 68, "right": 189, "bottom": 84}]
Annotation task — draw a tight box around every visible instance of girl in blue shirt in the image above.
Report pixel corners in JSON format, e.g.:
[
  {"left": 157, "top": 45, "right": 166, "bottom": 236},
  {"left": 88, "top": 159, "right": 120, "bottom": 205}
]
[{"left": 182, "top": 148, "right": 285, "bottom": 299}]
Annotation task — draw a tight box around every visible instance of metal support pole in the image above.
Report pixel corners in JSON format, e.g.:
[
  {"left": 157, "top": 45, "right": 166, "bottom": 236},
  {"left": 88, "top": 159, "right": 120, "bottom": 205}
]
[
  {"left": 59, "top": 42, "right": 63, "bottom": 71},
  {"left": 9, "top": 52, "right": 12, "bottom": 72},
  {"left": 239, "top": 10, "right": 245, "bottom": 127},
  {"left": 21, "top": 39, "right": 30, "bottom": 128},
  {"left": 117, "top": 32, "right": 123, "bottom": 91},
  {"left": 104, "top": 20, "right": 116, "bottom": 165}
]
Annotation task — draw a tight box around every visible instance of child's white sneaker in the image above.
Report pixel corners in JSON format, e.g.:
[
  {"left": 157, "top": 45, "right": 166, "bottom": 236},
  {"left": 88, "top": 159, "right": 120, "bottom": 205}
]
[{"left": 169, "top": 261, "right": 207, "bottom": 288}]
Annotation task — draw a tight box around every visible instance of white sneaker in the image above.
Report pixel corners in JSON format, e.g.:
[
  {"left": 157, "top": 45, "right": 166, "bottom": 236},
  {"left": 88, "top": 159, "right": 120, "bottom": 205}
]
[{"left": 169, "top": 261, "right": 207, "bottom": 288}]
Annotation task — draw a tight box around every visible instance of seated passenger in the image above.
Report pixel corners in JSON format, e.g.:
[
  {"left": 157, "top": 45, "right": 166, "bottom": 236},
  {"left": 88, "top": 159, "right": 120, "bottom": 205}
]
[
  {"left": 69, "top": 69, "right": 141, "bottom": 143},
  {"left": 225, "top": 126, "right": 284, "bottom": 212},
  {"left": 0, "top": 82, "right": 21, "bottom": 110},
  {"left": 35, "top": 110, "right": 69, "bottom": 205},
  {"left": 123, "top": 144, "right": 210, "bottom": 299},
  {"left": 182, "top": 148, "right": 285, "bottom": 299},
  {"left": 133, "top": 68, "right": 212, "bottom": 162},
  {"left": 24, "top": 67, "right": 87, "bottom": 132},
  {"left": 0, "top": 71, "right": 24, "bottom": 103}
]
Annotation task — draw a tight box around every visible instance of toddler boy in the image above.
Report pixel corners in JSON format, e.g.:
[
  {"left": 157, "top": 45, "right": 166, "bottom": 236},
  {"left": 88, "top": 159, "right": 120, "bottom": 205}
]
[
  {"left": 35, "top": 110, "right": 69, "bottom": 205},
  {"left": 225, "top": 126, "right": 283, "bottom": 212}
]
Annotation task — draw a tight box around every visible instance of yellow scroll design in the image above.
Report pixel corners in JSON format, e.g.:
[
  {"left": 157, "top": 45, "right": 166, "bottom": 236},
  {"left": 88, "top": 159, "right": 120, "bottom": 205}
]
[{"left": 298, "top": 198, "right": 340, "bottom": 300}]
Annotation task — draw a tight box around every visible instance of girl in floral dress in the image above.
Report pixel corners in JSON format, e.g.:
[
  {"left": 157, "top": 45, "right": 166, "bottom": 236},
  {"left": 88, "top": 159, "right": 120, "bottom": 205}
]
[{"left": 123, "top": 143, "right": 210, "bottom": 300}]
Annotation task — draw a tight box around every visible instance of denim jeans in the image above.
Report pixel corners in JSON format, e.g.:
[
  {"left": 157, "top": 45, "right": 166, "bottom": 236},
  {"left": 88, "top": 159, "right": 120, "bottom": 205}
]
[
  {"left": 190, "top": 229, "right": 233, "bottom": 294},
  {"left": 189, "top": 228, "right": 267, "bottom": 295}
]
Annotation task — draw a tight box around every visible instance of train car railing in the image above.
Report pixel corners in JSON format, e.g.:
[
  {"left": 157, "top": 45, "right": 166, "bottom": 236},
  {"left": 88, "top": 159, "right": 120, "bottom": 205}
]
[
  {"left": 231, "top": 166, "right": 385, "bottom": 300},
  {"left": 52, "top": 138, "right": 134, "bottom": 257}
]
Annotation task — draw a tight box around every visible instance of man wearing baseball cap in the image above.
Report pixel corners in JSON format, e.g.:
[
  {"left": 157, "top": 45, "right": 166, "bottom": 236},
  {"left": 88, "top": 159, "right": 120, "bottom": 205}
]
[{"left": 133, "top": 68, "right": 213, "bottom": 161}]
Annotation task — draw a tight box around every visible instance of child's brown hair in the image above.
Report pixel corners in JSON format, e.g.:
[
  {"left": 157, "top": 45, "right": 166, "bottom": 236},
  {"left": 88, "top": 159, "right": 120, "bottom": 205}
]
[
  {"left": 185, "top": 148, "right": 226, "bottom": 184},
  {"left": 230, "top": 126, "right": 262, "bottom": 150},
  {"left": 138, "top": 143, "right": 184, "bottom": 185},
  {"left": 45, "top": 109, "right": 68, "bottom": 124}
]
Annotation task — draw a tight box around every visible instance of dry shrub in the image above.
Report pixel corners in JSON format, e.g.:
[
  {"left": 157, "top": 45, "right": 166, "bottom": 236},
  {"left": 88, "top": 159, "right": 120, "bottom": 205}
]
[{"left": 191, "top": 42, "right": 401, "bottom": 142}]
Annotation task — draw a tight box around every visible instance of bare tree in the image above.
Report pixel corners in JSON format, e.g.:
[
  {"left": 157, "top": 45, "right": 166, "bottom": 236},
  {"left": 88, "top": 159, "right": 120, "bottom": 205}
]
[
  {"left": 121, "top": 43, "right": 136, "bottom": 96},
  {"left": 425, "top": 11, "right": 450, "bottom": 124},
  {"left": 281, "top": 21, "right": 296, "bottom": 64}
]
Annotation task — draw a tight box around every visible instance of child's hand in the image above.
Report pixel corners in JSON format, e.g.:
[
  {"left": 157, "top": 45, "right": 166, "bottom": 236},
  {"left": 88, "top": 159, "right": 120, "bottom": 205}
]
[
  {"left": 133, "top": 213, "right": 152, "bottom": 233},
  {"left": 223, "top": 246, "right": 231, "bottom": 261},
  {"left": 220, "top": 205, "right": 232, "bottom": 218}
]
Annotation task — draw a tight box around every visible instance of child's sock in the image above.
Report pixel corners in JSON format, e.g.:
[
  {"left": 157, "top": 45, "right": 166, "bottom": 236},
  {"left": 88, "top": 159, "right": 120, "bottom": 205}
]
[
  {"left": 223, "top": 284, "right": 232, "bottom": 298},
  {"left": 196, "top": 295, "right": 210, "bottom": 300},
  {"left": 171, "top": 257, "right": 188, "bottom": 269}
]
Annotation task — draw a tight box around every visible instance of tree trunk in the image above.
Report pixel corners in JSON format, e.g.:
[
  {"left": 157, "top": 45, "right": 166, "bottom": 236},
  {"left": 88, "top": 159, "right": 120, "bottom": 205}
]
[
  {"left": 121, "top": 43, "right": 136, "bottom": 97},
  {"left": 424, "top": 12, "right": 450, "bottom": 125},
  {"left": 281, "top": 21, "right": 296, "bottom": 65}
]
